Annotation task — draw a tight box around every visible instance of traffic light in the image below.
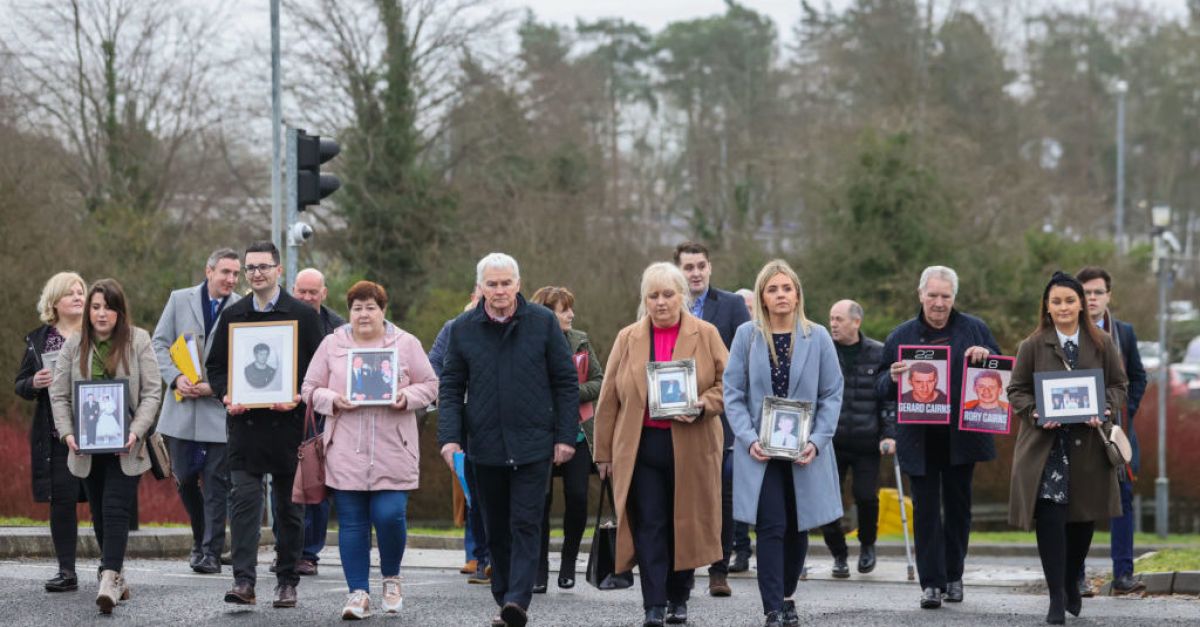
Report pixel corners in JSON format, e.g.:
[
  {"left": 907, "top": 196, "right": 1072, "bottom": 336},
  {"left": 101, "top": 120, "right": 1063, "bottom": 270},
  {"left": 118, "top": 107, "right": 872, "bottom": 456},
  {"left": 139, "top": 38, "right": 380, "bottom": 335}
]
[{"left": 289, "top": 128, "right": 341, "bottom": 210}]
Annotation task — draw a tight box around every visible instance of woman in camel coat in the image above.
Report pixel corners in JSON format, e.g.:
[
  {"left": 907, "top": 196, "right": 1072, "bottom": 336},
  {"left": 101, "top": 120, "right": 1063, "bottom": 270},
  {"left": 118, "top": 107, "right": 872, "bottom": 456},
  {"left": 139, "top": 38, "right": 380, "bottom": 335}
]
[{"left": 594, "top": 262, "right": 728, "bottom": 627}]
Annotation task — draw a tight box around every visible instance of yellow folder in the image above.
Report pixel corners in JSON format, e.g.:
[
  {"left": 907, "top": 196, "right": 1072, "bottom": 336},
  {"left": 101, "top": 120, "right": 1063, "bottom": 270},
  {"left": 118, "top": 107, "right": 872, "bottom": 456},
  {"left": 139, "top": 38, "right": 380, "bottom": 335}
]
[{"left": 170, "top": 333, "right": 203, "bottom": 402}]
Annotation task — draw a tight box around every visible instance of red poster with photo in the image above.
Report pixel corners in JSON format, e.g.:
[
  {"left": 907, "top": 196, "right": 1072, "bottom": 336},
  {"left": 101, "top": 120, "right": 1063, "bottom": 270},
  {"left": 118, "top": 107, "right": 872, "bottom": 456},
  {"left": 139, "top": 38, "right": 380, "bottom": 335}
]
[
  {"left": 896, "top": 345, "right": 952, "bottom": 425},
  {"left": 959, "top": 356, "right": 1014, "bottom": 435}
]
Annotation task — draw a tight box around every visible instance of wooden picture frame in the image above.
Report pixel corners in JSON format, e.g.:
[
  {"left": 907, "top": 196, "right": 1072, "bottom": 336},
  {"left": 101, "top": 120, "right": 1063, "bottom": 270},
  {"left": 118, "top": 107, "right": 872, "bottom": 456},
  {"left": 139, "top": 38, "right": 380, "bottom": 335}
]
[{"left": 228, "top": 320, "right": 298, "bottom": 408}]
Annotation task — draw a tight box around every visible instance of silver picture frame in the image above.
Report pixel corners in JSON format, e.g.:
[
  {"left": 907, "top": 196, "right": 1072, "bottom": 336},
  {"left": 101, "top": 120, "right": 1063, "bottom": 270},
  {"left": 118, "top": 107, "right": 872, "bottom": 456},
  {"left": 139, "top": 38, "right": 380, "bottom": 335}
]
[
  {"left": 646, "top": 359, "right": 701, "bottom": 419},
  {"left": 758, "top": 396, "right": 814, "bottom": 460},
  {"left": 345, "top": 348, "right": 400, "bottom": 406}
]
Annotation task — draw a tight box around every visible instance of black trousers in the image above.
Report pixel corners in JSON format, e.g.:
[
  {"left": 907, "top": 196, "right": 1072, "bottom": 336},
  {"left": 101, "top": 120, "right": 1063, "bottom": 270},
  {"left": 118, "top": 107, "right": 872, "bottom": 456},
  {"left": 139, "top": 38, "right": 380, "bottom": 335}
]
[
  {"left": 167, "top": 437, "right": 229, "bottom": 559},
  {"left": 538, "top": 439, "right": 591, "bottom": 584},
  {"left": 1035, "top": 500, "right": 1094, "bottom": 605},
  {"left": 48, "top": 439, "right": 90, "bottom": 574},
  {"left": 230, "top": 468, "right": 303, "bottom": 587},
  {"left": 708, "top": 448, "right": 735, "bottom": 575},
  {"left": 475, "top": 459, "right": 550, "bottom": 610},
  {"left": 629, "top": 428, "right": 694, "bottom": 608},
  {"left": 755, "top": 460, "right": 807, "bottom": 614},
  {"left": 82, "top": 454, "right": 141, "bottom": 572},
  {"left": 466, "top": 458, "right": 490, "bottom": 564},
  {"left": 906, "top": 462, "right": 974, "bottom": 590},
  {"left": 821, "top": 447, "right": 881, "bottom": 557}
]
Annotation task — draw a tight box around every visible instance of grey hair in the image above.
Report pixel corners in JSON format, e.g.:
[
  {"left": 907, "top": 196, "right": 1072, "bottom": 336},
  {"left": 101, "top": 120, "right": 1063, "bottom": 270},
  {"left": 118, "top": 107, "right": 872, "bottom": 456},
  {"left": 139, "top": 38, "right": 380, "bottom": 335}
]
[
  {"left": 639, "top": 262, "right": 692, "bottom": 317},
  {"left": 476, "top": 252, "right": 520, "bottom": 285},
  {"left": 206, "top": 248, "right": 240, "bottom": 269},
  {"left": 845, "top": 300, "right": 864, "bottom": 321},
  {"left": 735, "top": 288, "right": 754, "bottom": 300},
  {"left": 918, "top": 266, "right": 959, "bottom": 296},
  {"left": 296, "top": 267, "right": 326, "bottom": 286}
]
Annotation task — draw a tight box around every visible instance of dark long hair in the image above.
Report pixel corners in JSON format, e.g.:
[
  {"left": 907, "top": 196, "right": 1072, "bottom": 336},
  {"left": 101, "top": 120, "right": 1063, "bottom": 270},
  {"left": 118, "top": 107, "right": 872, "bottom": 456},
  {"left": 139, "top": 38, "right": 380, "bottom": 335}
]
[
  {"left": 79, "top": 279, "right": 132, "bottom": 378},
  {"left": 1028, "top": 271, "right": 1106, "bottom": 352}
]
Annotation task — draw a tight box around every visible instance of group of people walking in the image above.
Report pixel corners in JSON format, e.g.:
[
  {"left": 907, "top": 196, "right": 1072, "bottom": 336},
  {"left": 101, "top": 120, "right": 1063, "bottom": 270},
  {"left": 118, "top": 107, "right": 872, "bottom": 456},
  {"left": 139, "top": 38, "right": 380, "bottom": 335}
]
[{"left": 15, "top": 238, "right": 1146, "bottom": 626}]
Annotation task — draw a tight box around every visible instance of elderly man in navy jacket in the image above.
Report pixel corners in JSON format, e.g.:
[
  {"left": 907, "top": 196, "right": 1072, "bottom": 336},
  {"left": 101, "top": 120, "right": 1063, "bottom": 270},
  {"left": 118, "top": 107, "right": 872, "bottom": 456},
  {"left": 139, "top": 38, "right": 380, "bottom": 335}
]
[
  {"left": 1077, "top": 266, "right": 1148, "bottom": 596},
  {"left": 438, "top": 253, "right": 578, "bottom": 627},
  {"left": 876, "top": 266, "right": 1000, "bottom": 610},
  {"left": 674, "top": 241, "right": 752, "bottom": 594}
]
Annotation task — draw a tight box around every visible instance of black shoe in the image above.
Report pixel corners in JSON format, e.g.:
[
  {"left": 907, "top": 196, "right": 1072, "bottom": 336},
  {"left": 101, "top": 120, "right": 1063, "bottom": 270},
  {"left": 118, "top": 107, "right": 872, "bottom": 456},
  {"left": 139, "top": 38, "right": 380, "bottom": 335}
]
[
  {"left": 1065, "top": 578, "right": 1082, "bottom": 617},
  {"left": 188, "top": 550, "right": 203, "bottom": 570},
  {"left": 666, "top": 601, "right": 687, "bottom": 624},
  {"left": 781, "top": 599, "right": 799, "bottom": 627},
  {"left": 44, "top": 571, "right": 78, "bottom": 592},
  {"left": 920, "top": 587, "right": 942, "bottom": 609},
  {"left": 193, "top": 554, "right": 221, "bottom": 574},
  {"left": 1111, "top": 573, "right": 1145, "bottom": 595},
  {"left": 500, "top": 602, "right": 527, "bottom": 627},
  {"left": 643, "top": 606, "right": 666, "bottom": 627},
  {"left": 268, "top": 558, "right": 277, "bottom": 574},
  {"left": 1046, "top": 591, "right": 1065, "bottom": 624},
  {"left": 764, "top": 610, "right": 783, "bottom": 627},
  {"left": 831, "top": 555, "right": 850, "bottom": 579},
  {"left": 1077, "top": 571, "right": 1095, "bottom": 598},
  {"left": 944, "top": 580, "right": 963, "bottom": 602},
  {"left": 558, "top": 559, "right": 576, "bottom": 589},
  {"left": 557, "top": 575, "right": 575, "bottom": 589},
  {"left": 531, "top": 583, "right": 547, "bottom": 594},
  {"left": 730, "top": 552, "right": 750, "bottom": 573},
  {"left": 857, "top": 545, "right": 876, "bottom": 574}
]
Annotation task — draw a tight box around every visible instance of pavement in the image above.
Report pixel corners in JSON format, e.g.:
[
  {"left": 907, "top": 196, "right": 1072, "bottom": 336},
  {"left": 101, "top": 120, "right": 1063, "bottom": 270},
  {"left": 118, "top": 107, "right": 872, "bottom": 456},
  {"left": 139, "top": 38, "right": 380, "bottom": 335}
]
[{"left": 0, "top": 545, "right": 1195, "bottom": 626}]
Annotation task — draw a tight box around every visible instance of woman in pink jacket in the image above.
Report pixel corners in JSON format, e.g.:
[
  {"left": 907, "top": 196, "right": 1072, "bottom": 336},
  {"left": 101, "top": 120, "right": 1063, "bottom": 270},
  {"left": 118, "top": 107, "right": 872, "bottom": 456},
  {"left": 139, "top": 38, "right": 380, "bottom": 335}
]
[{"left": 301, "top": 281, "right": 438, "bottom": 620}]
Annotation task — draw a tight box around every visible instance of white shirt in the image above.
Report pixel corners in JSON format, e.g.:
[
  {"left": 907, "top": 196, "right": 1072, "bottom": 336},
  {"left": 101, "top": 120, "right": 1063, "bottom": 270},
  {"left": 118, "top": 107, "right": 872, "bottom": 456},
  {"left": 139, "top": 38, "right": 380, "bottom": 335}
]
[{"left": 1055, "top": 328, "right": 1080, "bottom": 349}]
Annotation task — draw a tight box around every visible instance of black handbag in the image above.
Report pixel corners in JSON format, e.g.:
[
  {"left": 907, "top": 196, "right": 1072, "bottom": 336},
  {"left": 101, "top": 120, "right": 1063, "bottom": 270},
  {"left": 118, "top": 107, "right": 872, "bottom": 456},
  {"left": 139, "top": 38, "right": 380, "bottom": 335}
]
[{"left": 586, "top": 477, "right": 632, "bottom": 589}]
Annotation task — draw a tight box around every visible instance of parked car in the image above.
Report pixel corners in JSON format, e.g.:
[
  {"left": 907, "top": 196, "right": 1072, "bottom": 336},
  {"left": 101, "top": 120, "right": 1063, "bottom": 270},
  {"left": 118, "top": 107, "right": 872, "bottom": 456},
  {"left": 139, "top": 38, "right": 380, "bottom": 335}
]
[
  {"left": 1139, "top": 341, "right": 1163, "bottom": 372},
  {"left": 1169, "top": 363, "right": 1200, "bottom": 400}
]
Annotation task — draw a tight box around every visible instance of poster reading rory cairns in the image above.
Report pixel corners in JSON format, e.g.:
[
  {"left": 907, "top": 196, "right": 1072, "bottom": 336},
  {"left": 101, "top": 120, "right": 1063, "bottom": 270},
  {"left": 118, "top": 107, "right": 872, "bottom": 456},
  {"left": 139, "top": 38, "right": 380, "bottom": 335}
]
[
  {"left": 896, "top": 345, "right": 951, "bottom": 425},
  {"left": 959, "top": 356, "right": 1014, "bottom": 434}
]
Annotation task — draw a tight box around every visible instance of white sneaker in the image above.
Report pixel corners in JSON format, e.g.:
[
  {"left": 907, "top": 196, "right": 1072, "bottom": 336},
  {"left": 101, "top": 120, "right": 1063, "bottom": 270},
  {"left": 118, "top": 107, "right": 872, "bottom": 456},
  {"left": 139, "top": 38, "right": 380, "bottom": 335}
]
[
  {"left": 381, "top": 576, "right": 403, "bottom": 613},
  {"left": 342, "top": 590, "right": 371, "bottom": 620}
]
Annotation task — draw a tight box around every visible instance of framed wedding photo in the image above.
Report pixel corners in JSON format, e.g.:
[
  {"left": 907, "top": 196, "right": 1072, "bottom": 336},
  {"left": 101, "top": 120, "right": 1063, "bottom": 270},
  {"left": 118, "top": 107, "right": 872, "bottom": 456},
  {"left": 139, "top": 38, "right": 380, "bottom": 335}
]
[
  {"left": 758, "top": 396, "right": 814, "bottom": 460},
  {"left": 896, "top": 345, "right": 952, "bottom": 425},
  {"left": 228, "top": 320, "right": 298, "bottom": 408},
  {"left": 345, "top": 348, "right": 399, "bottom": 405},
  {"left": 74, "top": 379, "right": 131, "bottom": 454},
  {"left": 646, "top": 359, "right": 701, "bottom": 419},
  {"left": 1034, "top": 369, "right": 1104, "bottom": 425}
]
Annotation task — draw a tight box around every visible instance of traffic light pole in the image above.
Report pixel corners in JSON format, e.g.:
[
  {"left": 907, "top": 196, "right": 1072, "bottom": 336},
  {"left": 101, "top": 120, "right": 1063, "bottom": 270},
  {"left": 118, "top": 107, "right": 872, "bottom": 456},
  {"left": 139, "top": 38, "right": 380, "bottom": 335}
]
[
  {"left": 270, "top": 0, "right": 283, "bottom": 261},
  {"left": 284, "top": 127, "right": 299, "bottom": 289}
]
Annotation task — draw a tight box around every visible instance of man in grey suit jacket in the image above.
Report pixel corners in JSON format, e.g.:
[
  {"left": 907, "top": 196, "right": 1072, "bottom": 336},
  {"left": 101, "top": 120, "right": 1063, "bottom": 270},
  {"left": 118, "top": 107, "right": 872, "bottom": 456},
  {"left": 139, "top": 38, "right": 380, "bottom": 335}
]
[
  {"left": 152, "top": 248, "right": 241, "bottom": 574},
  {"left": 675, "top": 241, "right": 753, "bottom": 596}
]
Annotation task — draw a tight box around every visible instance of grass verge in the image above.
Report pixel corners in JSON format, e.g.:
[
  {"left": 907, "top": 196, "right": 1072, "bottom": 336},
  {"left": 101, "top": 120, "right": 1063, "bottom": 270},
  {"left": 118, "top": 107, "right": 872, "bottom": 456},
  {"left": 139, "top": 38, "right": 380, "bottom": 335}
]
[{"left": 1135, "top": 548, "right": 1200, "bottom": 573}]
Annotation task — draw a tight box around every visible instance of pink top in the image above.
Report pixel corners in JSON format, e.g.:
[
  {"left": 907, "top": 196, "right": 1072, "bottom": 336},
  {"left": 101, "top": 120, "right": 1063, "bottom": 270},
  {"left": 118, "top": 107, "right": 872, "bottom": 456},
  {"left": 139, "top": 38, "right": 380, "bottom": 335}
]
[{"left": 644, "top": 321, "right": 681, "bottom": 429}]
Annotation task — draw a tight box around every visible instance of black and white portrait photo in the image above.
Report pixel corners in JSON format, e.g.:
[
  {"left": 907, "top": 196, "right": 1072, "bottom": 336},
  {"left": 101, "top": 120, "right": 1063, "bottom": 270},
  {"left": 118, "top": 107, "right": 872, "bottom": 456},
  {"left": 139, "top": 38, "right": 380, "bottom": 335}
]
[
  {"left": 74, "top": 380, "right": 130, "bottom": 454},
  {"left": 228, "top": 320, "right": 298, "bottom": 407}
]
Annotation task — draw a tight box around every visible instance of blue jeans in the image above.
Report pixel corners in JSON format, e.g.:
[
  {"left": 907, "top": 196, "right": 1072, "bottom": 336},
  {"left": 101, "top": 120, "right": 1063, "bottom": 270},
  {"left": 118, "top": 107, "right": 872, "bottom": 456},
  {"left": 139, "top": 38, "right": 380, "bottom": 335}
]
[
  {"left": 333, "top": 489, "right": 409, "bottom": 593},
  {"left": 1110, "top": 479, "right": 1135, "bottom": 578},
  {"left": 303, "top": 499, "right": 331, "bottom": 561},
  {"left": 465, "top": 514, "right": 477, "bottom": 562}
]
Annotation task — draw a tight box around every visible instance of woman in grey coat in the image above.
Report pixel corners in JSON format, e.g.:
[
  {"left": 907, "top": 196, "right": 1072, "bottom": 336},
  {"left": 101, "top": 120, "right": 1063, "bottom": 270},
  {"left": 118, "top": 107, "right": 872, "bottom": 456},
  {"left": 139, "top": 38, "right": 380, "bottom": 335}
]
[{"left": 724, "top": 260, "right": 844, "bottom": 627}]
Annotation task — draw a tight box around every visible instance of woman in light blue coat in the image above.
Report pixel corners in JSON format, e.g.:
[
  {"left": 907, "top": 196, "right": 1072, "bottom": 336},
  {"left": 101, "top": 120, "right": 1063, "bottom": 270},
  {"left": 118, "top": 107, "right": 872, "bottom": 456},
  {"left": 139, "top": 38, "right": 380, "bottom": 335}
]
[{"left": 724, "top": 260, "right": 844, "bottom": 627}]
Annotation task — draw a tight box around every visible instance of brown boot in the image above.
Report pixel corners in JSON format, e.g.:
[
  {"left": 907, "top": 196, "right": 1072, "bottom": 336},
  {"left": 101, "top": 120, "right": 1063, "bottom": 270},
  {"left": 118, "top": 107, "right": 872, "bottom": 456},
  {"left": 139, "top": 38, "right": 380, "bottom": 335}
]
[
  {"left": 96, "top": 570, "right": 120, "bottom": 614},
  {"left": 709, "top": 572, "right": 732, "bottom": 597}
]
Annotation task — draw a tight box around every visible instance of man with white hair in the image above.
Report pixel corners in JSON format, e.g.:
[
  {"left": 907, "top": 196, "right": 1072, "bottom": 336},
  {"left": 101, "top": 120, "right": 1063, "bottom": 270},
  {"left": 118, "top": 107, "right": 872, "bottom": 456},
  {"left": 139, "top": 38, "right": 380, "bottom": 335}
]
[
  {"left": 875, "top": 266, "right": 1000, "bottom": 610},
  {"left": 438, "top": 253, "right": 579, "bottom": 627}
]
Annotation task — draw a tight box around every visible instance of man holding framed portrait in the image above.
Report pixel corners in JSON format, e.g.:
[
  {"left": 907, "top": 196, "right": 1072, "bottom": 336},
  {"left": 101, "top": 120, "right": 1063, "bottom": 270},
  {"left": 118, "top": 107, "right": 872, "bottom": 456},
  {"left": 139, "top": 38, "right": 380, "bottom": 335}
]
[{"left": 205, "top": 241, "right": 325, "bottom": 609}]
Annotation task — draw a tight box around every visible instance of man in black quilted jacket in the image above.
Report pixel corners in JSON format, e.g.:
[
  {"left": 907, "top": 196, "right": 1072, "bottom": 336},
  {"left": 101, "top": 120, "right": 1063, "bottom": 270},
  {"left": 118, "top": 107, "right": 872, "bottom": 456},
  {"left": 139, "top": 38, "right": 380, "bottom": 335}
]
[
  {"left": 821, "top": 300, "right": 896, "bottom": 579},
  {"left": 437, "top": 252, "right": 579, "bottom": 627}
]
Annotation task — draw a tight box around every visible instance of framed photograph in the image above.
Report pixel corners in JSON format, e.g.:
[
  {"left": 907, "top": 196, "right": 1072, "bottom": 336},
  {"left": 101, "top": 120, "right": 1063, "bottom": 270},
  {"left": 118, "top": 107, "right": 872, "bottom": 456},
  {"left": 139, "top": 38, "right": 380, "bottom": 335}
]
[
  {"left": 1034, "top": 369, "right": 1104, "bottom": 425},
  {"left": 74, "top": 379, "right": 131, "bottom": 454},
  {"left": 345, "top": 348, "right": 400, "bottom": 405},
  {"left": 896, "top": 345, "right": 952, "bottom": 425},
  {"left": 758, "top": 396, "right": 814, "bottom": 460},
  {"left": 228, "top": 320, "right": 298, "bottom": 408},
  {"left": 959, "top": 356, "right": 1015, "bottom": 434},
  {"left": 646, "top": 359, "right": 701, "bottom": 419}
]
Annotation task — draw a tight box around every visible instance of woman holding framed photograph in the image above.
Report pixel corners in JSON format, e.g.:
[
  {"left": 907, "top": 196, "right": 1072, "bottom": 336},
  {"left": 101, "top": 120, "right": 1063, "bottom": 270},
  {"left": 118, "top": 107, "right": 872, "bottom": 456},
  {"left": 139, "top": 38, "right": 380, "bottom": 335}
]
[
  {"left": 301, "top": 281, "right": 438, "bottom": 620},
  {"left": 1007, "top": 272, "right": 1126, "bottom": 624},
  {"left": 593, "top": 262, "right": 727, "bottom": 627},
  {"left": 15, "top": 272, "right": 89, "bottom": 593},
  {"left": 49, "top": 278, "right": 162, "bottom": 615},
  {"left": 723, "top": 260, "right": 844, "bottom": 627},
  {"left": 529, "top": 286, "right": 603, "bottom": 593}
]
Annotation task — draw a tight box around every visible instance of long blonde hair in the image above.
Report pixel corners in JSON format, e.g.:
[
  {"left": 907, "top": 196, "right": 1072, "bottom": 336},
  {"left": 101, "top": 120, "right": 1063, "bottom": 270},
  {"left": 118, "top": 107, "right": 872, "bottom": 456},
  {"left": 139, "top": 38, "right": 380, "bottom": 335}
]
[{"left": 753, "top": 259, "right": 811, "bottom": 366}]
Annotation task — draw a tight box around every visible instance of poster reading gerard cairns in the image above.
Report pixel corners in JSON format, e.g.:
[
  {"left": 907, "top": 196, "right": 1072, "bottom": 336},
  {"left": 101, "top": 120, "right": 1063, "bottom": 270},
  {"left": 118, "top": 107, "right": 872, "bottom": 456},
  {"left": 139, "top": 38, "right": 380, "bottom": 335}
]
[
  {"left": 896, "top": 345, "right": 951, "bottom": 425},
  {"left": 960, "top": 356, "right": 1015, "bottom": 435}
]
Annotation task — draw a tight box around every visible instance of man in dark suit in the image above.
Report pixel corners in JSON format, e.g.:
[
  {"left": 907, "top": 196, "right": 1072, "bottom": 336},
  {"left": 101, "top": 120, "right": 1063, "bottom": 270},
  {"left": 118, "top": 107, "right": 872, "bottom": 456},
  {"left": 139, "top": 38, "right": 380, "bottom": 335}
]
[
  {"left": 206, "top": 241, "right": 325, "bottom": 609},
  {"left": 82, "top": 393, "right": 100, "bottom": 447},
  {"left": 674, "top": 241, "right": 752, "bottom": 596},
  {"left": 1077, "top": 266, "right": 1148, "bottom": 596}
]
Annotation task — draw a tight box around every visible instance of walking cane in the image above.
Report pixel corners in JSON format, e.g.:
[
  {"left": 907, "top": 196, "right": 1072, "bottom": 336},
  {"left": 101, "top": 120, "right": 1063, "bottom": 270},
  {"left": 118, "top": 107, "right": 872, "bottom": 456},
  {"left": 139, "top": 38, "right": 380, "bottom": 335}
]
[{"left": 890, "top": 445, "right": 916, "bottom": 582}]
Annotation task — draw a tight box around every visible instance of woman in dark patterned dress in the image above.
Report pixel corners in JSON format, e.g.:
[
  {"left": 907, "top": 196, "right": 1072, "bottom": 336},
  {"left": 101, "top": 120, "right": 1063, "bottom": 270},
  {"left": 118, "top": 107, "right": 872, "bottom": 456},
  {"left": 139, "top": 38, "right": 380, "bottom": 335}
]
[{"left": 1007, "top": 272, "right": 1126, "bottom": 624}]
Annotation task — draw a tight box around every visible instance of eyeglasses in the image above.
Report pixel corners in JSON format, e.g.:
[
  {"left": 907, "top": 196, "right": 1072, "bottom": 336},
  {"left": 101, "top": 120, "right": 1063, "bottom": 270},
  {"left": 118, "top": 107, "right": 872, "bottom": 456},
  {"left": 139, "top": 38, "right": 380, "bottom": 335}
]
[
  {"left": 1083, "top": 289, "right": 1108, "bottom": 297},
  {"left": 245, "top": 264, "right": 278, "bottom": 275}
]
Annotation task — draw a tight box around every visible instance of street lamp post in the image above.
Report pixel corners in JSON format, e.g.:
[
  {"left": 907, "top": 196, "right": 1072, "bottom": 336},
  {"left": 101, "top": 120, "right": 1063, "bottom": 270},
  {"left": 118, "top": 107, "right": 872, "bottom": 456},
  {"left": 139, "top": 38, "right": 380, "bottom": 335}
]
[
  {"left": 1115, "top": 80, "right": 1128, "bottom": 254},
  {"left": 1151, "top": 205, "right": 1175, "bottom": 538}
]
